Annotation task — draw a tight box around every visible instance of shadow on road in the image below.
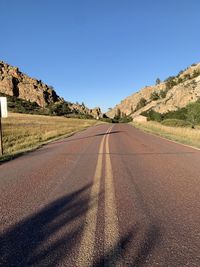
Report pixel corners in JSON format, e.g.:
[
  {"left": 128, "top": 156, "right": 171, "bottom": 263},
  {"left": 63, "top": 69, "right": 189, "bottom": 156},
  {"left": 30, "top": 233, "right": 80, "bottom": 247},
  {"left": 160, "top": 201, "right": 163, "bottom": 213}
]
[
  {"left": 1, "top": 181, "right": 161, "bottom": 267},
  {"left": 0, "top": 183, "right": 93, "bottom": 267},
  {"left": 94, "top": 223, "right": 161, "bottom": 267},
  {"left": 49, "top": 130, "right": 123, "bottom": 146}
]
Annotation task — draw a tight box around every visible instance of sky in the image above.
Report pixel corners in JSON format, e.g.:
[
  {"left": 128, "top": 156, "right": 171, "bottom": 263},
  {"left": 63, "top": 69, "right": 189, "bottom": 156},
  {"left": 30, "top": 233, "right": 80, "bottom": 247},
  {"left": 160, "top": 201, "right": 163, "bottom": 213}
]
[{"left": 0, "top": 0, "right": 200, "bottom": 112}]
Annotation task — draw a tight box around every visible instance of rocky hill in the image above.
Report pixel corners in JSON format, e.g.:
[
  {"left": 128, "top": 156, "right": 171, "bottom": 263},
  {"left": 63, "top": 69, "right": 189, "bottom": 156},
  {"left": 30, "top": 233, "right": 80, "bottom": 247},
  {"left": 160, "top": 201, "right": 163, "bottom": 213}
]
[
  {"left": 107, "top": 63, "right": 200, "bottom": 118},
  {"left": 0, "top": 61, "right": 102, "bottom": 118}
]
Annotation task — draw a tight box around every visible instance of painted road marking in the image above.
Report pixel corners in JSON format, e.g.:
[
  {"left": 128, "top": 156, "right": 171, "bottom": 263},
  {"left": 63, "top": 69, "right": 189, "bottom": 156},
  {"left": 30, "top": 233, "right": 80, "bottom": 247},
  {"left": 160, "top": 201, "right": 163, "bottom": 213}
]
[
  {"left": 104, "top": 127, "right": 122, "bottom": 266},
  {"left": 76, "top": 128, "right": 110, "bottom": 267},
  {"left": 77, "top": 126, "right": 121, "bottom": 267}
]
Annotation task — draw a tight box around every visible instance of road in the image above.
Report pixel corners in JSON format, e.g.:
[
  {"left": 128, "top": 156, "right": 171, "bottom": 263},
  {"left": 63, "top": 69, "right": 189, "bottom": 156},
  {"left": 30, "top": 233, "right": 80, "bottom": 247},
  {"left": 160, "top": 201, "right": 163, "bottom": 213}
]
[{"left": 0, "top": 123, "right": 200, "bottom": 267}]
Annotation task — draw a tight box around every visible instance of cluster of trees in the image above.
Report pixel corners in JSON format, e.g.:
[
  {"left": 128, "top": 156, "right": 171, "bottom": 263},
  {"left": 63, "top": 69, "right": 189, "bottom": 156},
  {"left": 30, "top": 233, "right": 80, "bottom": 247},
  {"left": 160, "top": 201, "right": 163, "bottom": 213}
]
[
  {"left": 155, "top": 69, "right": 200, "bottom": 92},
  {"left": 141, "top": 100, "right": 200, "bottom": 128},
  {"left": 112, "top": 108, "right": 132, "bottom": 123}
]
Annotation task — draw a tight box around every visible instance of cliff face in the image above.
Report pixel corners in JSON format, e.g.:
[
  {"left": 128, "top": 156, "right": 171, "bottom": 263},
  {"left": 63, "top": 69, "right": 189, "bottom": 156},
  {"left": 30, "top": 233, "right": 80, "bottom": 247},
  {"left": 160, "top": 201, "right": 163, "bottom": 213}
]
[
  {"left": 107, "top": 63, "right": 200, "bottom": 118},
  {"left": 0, "top": 61, "right": 60, "bottom": 107},
  {"left": 0, "top": 61, "right": 102, "bottom": 118}
]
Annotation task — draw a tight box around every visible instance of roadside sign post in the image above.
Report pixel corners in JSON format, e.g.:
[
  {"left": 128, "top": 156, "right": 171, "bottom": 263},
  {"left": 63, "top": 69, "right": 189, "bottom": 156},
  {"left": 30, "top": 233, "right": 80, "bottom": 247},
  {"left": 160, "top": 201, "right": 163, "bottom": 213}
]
[{"left": 0, "top": 97, "right": 8, "bottom": 156}]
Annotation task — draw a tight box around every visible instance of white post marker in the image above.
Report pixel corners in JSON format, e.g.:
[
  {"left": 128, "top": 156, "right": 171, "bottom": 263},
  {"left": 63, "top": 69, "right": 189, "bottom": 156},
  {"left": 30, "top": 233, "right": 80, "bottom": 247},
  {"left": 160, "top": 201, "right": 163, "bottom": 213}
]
[
  {"left": 0, "top": 97, "right": 8, "bottom": 155},
  {"left": 0, "top": 97, "right": 8, "bottom": 118}
]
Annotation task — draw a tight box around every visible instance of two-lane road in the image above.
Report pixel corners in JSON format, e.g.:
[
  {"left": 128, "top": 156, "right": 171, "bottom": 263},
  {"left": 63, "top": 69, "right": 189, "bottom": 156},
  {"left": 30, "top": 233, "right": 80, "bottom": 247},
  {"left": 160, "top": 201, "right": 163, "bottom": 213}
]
[{"left": 1, "top": 123, "right": 200, "bottom": 266}]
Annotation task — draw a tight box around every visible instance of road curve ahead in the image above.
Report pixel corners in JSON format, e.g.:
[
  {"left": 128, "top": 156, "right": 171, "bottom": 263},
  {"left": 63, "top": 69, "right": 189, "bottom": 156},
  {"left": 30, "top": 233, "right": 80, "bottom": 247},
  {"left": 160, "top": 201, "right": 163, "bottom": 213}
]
[{"left": 0, "top": 123, "right": 200, "bottom": 267}]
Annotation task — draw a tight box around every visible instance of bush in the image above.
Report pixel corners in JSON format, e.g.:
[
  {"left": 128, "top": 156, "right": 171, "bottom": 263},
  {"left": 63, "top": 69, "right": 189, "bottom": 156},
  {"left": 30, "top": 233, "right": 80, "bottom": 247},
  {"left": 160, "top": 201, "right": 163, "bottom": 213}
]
[
  {"left": 135, "top": 97, "right": 147, "bottom": 111},
  {"left": 118, "top": 116, "right": 133, "bottom": 123},
  {"left": 156, "top": 78, "right": 161, "bottom": 85},
  {"left": 150, "top": 91, "right": 160, "bottom": 101},
  {"left": 141, "top": 110, "right": 162, "bottom": 122},
  {"left": 177, "top": 77, "right": 183, "bottom": 84},
  {"left": 186, "top": 102, "right": 200, "bottom": 127},
  {"left": 192, "top": 70, "right": 200, "bottom": 78},
  {"left": 183, "top": 74, "right": 191, "bottom": 81},
  {"left": 112, "top": 111, "right": 132, "bottom": 123},
  {"left": 48, "top": 102, "right": 71, "bottom": 116},
  {"left": 162, "top": 108, "right": 187, "bottom": 121},
  {"left": 161, "top": 119, "right": 192, "bottom": 127},
  {"left": 165, "top": 76, "right": 177, "bottom": 90},
  {"left": 160, "top": 89, "right": 168, "bottom": 98},
  {"left": 141, "top": 100, "right": 200, "bottom": 127}
]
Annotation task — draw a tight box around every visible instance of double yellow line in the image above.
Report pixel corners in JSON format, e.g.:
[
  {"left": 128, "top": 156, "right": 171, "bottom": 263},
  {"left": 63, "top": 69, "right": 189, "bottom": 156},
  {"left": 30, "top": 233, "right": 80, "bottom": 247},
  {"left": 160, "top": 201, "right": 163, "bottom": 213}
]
[{"left": 76, "top": 126, "right": 121, "bottom": 267}]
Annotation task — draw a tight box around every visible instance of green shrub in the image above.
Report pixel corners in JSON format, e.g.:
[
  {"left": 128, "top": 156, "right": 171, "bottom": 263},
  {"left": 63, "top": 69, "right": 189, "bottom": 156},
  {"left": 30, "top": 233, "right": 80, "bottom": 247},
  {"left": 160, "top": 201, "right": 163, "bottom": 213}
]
[
  {"left": 141, "top": 100, "right": 200, "bottom": 127},
  {"left": 141, "top": 110, "right": 162, "bottom": 122},
  {"left": 192, "top": 70, "right": 200, "bottom": 78},
  {"left": 186, "top": 102, "right": 200, "bottom": 127},
  {"left": 165, "top": 76, "right": 177, "bottom": 90},
  {"left": 48, "top": 102, "right": 71, "bottom": 116},
  {"left": 183, "top": 74, "right": 191, "bottom": 81},
  {"left": 177, "top": 77, "right": 183, "bottom": 84},
  {"left": 160, "top": 89, "right": 168, "bottom": 98},
  {"left": 150, "top": 91, "right": 160, "bottom": 101},
  {"left": 112, "top": 109, "right": 132, "bottom": 123},
  {"left": 156, "top": 78, "right": 161, "bottom": 85},
  {"left": 162, "top": 108, "right": 187, "bottom": 121},
  {"left": 135, "top": 97, "right": 147, "bottom": 111},
  {"left": 118, "top": 116, "right": 133, "bottom": 123}
]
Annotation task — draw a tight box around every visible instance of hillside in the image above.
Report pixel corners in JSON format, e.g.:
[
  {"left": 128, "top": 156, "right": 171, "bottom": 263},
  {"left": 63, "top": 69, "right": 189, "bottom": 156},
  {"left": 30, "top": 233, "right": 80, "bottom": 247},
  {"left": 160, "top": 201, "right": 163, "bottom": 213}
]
[
  {"left": 107, "top": 63, "right": 200, "bottom": 118},
  {"left": 0, "top": 61, "right": 102, "bottom": 118}
]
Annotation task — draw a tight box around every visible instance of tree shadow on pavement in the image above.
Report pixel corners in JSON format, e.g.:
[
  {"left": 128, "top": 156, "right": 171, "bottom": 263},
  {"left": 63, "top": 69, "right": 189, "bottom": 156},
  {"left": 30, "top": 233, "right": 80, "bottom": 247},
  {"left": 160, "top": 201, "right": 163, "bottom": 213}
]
[
  {"left": 94, "top": 223, "right": 161, "bottom": 267},
  {"left": 49, "top": 131, "right": 123, "bottom": 146},
  {"left": 95, "top": 131, "right": 122, "bottom": 137},
  {"left": 0, "top": 183, "right": 95, "bottom": 267}
]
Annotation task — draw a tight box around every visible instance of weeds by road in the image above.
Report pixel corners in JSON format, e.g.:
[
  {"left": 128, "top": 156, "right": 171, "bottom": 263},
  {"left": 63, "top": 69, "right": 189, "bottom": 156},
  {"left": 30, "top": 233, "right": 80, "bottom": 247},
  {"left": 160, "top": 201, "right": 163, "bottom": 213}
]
[
  {"left": 132, "top": 121, "right": 200, "bottom": 149},
  {"left": 1, "top": 113, "right": 99, "bottom": 159}
]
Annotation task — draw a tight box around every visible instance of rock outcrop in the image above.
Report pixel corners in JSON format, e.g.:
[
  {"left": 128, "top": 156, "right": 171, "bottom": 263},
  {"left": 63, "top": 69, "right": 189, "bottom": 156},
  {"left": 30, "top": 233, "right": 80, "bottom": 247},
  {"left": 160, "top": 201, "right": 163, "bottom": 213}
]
[
  {"left": 107, "top": 63, "right": 200, "bottom": 118},
  {"left": 0, "top": 60, "right": 102, "bottom": 118},
  {"left": 0, "top": 61, "right": 60, "bottom": 107}
]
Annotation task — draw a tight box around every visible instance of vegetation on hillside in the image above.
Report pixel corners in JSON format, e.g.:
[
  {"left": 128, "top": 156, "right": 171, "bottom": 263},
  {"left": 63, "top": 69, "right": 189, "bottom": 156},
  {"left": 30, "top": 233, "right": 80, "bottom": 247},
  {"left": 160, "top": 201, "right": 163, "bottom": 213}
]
[
  {"left": 141, "top": 100, "right": 200, "bottom": 128},
  {"left": 112, "top": 108, "right": 133, "bottom": 123},
  {"left": 0, "top": 92, "right": 94, "bottom": 119},
  {"left": 163, "top": 68, "right": 200, "bottom": 91},
  {"left": 135, "top": 97, "right": 147, "bottom": 111}
]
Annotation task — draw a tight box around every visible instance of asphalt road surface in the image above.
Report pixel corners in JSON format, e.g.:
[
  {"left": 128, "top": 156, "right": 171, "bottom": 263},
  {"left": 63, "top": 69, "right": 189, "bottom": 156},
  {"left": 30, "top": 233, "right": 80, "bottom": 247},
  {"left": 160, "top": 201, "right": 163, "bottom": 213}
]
[{"left": 0, "top": 123, "right": 200, "bottom": 267}]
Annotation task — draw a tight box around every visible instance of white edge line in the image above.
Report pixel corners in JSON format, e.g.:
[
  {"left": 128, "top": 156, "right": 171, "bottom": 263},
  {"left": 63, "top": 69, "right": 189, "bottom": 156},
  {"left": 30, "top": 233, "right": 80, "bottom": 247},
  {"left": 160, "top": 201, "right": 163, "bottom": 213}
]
[{"left": 131, "top": 123, "right": 200, "bottom": 152}]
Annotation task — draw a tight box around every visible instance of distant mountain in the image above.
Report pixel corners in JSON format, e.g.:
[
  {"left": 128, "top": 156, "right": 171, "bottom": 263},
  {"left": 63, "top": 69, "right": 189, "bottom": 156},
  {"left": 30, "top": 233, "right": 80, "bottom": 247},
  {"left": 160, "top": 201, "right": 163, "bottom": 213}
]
[
  {"left": 107, "top": 63, "right": 200, "bottom": 118},
  {"left": 0, "top": 60, "right": 102, "bottom": 118}
]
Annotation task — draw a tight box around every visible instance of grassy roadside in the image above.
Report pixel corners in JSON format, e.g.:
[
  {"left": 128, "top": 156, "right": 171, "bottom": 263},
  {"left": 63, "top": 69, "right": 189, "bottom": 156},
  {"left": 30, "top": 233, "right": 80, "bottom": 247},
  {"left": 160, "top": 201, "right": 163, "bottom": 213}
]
[
  {"left": 0, "top": 113, "right": 101, "bottom": 161},
  {"left": 131, "top": 121, "right": 200, "bottom": 149}
]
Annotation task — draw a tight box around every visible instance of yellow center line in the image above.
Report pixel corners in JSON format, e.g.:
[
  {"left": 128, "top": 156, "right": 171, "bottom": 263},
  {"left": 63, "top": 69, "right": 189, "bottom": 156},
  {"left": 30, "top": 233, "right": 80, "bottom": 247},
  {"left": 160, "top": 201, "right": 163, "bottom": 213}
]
[
  {"left": 104, "top": 126, "right": 122, "bottom": 266},
  {"left": 76, "top": 128, "right": 110, "bottom": 267}
]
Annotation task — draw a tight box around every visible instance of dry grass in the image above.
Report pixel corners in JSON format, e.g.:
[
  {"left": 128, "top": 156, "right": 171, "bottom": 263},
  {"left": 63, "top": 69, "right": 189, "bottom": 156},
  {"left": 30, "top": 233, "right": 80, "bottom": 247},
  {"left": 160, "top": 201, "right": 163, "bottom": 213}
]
[
  {"left": 132, "top": 121, "right": 200, "bottom": 149},
  {"left": 1, "top": 113, "right": 99, "bottom": 157}
]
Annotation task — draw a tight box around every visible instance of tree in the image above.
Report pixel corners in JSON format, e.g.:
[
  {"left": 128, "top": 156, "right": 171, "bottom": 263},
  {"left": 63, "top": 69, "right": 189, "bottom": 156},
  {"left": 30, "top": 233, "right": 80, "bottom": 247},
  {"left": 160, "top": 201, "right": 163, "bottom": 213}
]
[
  {"left": 150, "top": 91, "right": 160, "bottom": 101},
  {"left": 160, "top": 90, "right": 167, "bottom": 99},
  {"left": 116, "top": 108, "right": 121, "bottom": 118},
  {"left": 135, "top": 98, "right": 147, "bottom": 111},
  {"left": 165, "top": 76, "right": 177, "bottom": 90},
  {"left": 131, "top": 106, "right": 134, "bottom": 113},
  {"left": 113, "top": 108, "right": 122, "bottom": 123},
  {"left": 156, "top": 78, "right": 161, "bottom": 85},
  {"left": 186, "top": 102, "right": 200, "bottom": 128}
]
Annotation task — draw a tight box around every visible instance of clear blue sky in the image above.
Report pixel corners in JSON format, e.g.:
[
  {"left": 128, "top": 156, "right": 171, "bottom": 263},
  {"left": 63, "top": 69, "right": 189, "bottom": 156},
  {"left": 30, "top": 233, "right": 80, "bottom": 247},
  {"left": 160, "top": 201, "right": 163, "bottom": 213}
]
[{"left": 1, "top": 0, "right": 200, "bottom": 112}]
